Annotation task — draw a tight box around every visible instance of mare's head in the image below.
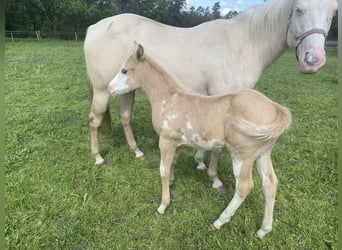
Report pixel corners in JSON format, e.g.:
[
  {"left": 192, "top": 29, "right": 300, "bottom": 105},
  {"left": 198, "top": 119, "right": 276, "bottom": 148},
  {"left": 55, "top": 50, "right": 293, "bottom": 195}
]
[
  {"left": 287, "top": 0, "right": 337, "bottom": 73},
  {"left": 108, "top": 43, "right": 145, "bottom": 96}
]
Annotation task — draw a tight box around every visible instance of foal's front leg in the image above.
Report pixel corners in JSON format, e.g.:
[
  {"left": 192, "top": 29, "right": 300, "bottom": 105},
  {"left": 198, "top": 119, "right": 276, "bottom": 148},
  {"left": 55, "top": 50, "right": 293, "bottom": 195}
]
[
  {"left": 119, "top": 92, "right": 146, "bottom": 160},
  {"left": 157, "top": 137, "right": 178, "bottom": 214}
]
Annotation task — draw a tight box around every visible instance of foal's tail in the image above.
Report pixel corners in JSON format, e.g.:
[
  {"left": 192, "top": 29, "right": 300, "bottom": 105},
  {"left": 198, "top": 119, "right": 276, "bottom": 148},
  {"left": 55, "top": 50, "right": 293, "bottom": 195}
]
[
  {"left": 87, "top": 75, "right": 112, "bottom": 134},
  {"left": 233, "top": 105, "right": 292, "bottom": 140}
]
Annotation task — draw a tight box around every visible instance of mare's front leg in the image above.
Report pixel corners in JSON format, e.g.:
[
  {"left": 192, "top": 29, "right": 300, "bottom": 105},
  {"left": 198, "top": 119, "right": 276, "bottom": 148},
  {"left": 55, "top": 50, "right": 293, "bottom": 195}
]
[
  {"left": 207, "top": 149, "right": 226, "bottom": 193},
  {"left": 194, "top": 149, "right": 207, "bottom": 170},
  {"left": 255, "top": 149, "right": 278, "bottom": 239},
  {"left": 89, "top": 88, "right": 110, "bottom": 165},
  {"left": 157, "top": 137, "right": 178, "bottom": 214},
  {"left": 119, "top": 91, "right": 146, "bottom": 159}
]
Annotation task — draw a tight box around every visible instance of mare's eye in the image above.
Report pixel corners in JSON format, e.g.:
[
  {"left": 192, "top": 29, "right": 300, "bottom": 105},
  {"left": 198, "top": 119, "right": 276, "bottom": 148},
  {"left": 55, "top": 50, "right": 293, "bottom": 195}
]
[
  {"left": 296, "top": 7, "right": 304, "bottom": 16},
  {"left": 121, "top": 68, "right": 127, "bottom": 74}
]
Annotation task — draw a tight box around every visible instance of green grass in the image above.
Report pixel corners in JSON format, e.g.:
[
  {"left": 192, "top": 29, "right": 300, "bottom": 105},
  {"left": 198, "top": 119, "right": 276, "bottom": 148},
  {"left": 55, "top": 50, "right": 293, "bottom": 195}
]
[{"left": 5, "top": 40, "right": 337, "bottom": 249}]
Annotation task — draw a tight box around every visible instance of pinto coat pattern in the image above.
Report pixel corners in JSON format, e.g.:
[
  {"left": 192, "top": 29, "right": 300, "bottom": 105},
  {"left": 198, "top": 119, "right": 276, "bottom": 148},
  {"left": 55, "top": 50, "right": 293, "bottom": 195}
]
[{"left": 108, "top": 44, "right": 292, "bottom": 238}]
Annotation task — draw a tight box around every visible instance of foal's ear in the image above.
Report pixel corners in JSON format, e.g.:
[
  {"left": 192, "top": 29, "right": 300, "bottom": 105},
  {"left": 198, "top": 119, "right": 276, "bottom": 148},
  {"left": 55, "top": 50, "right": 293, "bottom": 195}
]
[{"left": 135, "top": 43, "right": 144, "bottom": 61}]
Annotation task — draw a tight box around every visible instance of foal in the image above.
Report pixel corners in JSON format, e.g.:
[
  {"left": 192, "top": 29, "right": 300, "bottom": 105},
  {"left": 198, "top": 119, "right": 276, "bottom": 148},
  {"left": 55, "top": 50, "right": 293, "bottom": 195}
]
[{"left": 108, "top": 44, "right": 292, "bottom": 238}]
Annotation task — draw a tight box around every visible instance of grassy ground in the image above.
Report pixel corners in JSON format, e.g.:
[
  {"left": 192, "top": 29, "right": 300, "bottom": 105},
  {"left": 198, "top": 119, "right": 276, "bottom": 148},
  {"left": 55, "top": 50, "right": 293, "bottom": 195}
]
[{"left": 5, "top": 40, "right": 337, "bottom": 249}]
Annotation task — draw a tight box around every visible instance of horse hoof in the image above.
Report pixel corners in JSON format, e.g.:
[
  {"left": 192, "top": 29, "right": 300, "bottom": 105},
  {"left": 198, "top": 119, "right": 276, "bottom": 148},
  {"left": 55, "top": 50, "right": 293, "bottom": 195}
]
[
  {"left": 138, "top": 155, "right": 147, "bottom": 160},
  {"left": 196, "top": 163, "right": 207, "bottom": 171},
  {"left": 211, "top": 224, "right": 218, "bottom": 230},
  {"left": 256, "top": 228, "right": 271, "bottom": 239},
  {"left": 215, "top": 185, "right": 227, "bottom": 194},
  {"left": 156, "top": 209, "right": 165, "bottom": 215},
  {"left": 95, "top": 159, "right": 106, "bottom": 166}
]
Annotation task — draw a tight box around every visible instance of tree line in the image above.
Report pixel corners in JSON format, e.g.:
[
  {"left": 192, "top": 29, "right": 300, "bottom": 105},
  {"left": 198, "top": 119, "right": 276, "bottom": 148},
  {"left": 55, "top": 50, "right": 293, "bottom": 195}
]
[{"left": 5, "top": 0, "right": 337, "bottom": 39}]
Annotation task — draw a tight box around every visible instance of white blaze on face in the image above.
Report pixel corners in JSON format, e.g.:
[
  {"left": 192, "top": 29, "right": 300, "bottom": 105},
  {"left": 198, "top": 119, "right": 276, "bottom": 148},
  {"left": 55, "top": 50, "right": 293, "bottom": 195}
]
[{"left": 108, "top": 65, "right": 130, "bottom": 96}]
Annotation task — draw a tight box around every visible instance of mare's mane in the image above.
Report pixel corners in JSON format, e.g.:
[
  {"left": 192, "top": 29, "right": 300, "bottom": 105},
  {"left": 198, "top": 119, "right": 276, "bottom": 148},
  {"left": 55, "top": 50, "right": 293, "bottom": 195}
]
[{"left": 236, "top": 0, "right": 295, "bottom": 41}]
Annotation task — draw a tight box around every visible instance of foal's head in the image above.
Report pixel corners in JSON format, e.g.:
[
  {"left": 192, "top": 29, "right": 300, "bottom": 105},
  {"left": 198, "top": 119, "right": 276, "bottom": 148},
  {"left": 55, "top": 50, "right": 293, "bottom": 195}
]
[{"left": 108, "top": 43, "right": 145, "bottom": 96}]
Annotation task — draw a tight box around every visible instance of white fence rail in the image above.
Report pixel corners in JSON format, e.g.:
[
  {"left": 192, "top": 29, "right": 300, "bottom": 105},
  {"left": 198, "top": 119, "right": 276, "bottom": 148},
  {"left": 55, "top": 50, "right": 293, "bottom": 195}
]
[{"left": 5, "top": 30, "right": 86, "bottom": 41}]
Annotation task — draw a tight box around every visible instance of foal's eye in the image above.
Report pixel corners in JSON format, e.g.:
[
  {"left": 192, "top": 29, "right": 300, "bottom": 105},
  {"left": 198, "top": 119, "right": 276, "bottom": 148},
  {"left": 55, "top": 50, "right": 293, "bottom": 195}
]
[{"left": 121, "top": 68, "right": 127, "bottom": 74}]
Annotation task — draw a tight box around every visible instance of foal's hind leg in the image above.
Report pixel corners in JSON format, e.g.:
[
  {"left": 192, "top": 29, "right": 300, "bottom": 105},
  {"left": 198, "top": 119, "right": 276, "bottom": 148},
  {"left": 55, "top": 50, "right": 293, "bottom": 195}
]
[
  {"left": 213, "top": 156, "right": 254, "bottom": 230},
  {"left": 169, "top": 148, "right": 181, "bottom": 186},
  {"left": 255, "top": 149, "right": 278, "bottom": 239},
  {"left": 119, "top": 92, "right": 146, "bottom": 160},
  {"left": 89, "top": 88, "right": 110, "bottom": 165},
  {"left": 207, "top": 149, "right": 226, "bottom": 193}
]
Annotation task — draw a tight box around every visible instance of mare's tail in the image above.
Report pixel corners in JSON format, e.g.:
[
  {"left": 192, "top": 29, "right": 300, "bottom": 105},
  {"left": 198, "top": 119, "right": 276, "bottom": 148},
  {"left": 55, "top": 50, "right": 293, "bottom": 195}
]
[{"left": 233, "top": 105, "right": 292, "bottom": 140}]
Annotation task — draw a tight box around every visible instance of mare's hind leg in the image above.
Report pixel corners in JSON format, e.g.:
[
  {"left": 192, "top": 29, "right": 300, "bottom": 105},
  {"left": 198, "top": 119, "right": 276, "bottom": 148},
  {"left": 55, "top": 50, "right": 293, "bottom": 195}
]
[
  {"left": 212, "top": 156, "right": 254, "bottom": 230},
  {"left": 207, "top": 149, "right": 226, "bottom": 193},
  {"left": 89, "top": 88, "right": 110, "bottom": 165},
  {"left": 255, "top": 149, "right": 278, "bottom": 239},
  {"left": 119, "top": 91, "right": 146, "bottom": 159}
]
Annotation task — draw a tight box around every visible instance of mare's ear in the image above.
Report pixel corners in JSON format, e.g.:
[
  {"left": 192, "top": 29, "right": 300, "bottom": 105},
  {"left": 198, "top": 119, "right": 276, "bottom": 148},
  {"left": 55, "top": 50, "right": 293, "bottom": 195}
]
[{"left": 135, "top": 43, "right": 144, "bottom": 61}]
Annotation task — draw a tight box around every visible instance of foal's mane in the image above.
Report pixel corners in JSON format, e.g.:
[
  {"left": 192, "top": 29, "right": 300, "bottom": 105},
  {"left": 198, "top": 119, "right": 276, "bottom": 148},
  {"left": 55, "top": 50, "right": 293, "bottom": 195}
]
[
  {"left": 142, "top": 54, "right": 186, "bottom": 92},
  {"left": 236, "top": 0, "right": 295, "bottom": 41},
  {"left": 142, "top": 54, "right": 215, "bottom": 98}
]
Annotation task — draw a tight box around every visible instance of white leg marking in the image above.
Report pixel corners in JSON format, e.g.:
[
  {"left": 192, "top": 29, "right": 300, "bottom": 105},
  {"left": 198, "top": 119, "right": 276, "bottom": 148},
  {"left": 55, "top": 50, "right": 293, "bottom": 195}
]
[
  {"left": 134, "top": 148, "right": 145, "bottom": 158},
  {"left": 212, "top": 157, "right": 244, "bottom": 229},
  {"left": 212, "top": 179, "right": 223, "bottom": 189},
  {"left": 213, "top": 193, "right": 245, "bottom": 229},
  {"left": 160, "top": 161, "right": 165, "bottom": 177},
  {"left": 95, "top": 156, "right": 105, "bottom": 165},
  {"left": 232, "top": 156, "right": 243, "bottom": 180},
  {"left": 255, "top": 149, "right": 277, "bottom": 239},
  {"left": 157, "top": 204, "right": 168, "bottom": 214},
  {"left": 256, "top": 228, "right": 272, "bottom": 239}
]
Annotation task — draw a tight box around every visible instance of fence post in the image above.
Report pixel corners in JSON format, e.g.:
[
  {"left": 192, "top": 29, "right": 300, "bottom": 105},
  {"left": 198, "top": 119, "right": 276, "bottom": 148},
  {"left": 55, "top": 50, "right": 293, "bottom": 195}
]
[
  {"left": 35, "top": 30, "right": 41, "bottom": 41},
  {"left": 75, "top": 32, "right": 78, "bottom": 41},
  {"left": 10, "top": 32, "right": 14, "bottom": 42}
]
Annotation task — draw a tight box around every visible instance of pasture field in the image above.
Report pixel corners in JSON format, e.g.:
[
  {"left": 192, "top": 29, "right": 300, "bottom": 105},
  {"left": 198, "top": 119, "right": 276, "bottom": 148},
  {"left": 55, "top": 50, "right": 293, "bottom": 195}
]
[{"left": 5, "top": 40, "right": 337, "bottom": 249}]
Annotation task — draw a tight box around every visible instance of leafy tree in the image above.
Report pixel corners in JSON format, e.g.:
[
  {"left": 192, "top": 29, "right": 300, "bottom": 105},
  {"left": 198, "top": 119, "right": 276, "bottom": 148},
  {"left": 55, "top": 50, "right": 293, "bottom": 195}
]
[
  {"left": 212, "top": 2, "right": 220, "bottom": 19},
  {"left": 328, "top": 13, "right": 338, "bottom": 40},
  {"left": 224, "top": 10, "right": 239, "bottom": 19},
  {"left": 166, "top": 0, "right": 186, "bottom": 26},
  {"left": 5, "top": 0, "right": 337, "bottom": 40}
]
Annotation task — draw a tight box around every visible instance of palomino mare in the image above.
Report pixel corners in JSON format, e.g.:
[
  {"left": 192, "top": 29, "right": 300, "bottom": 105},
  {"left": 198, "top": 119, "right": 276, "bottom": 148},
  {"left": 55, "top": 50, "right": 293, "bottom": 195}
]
[
  {"left": 108, "top": 44, "right": 292, "bottom": 238},
  {"left": 84, "top": 0, "right": 337, "bottom": 165}
]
